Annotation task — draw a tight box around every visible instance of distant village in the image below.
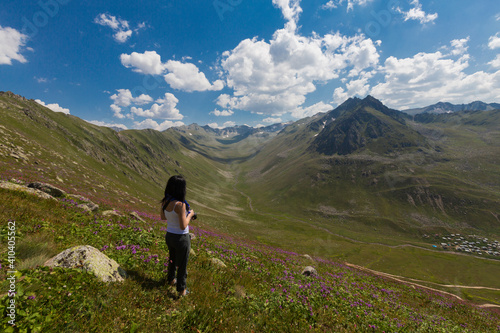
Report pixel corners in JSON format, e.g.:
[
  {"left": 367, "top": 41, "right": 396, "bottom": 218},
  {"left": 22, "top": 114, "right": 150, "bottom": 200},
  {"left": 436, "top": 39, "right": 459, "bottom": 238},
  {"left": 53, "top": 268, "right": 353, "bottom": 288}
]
[{"left": 424, "top": 234, "right": 500, "bottom": 257}]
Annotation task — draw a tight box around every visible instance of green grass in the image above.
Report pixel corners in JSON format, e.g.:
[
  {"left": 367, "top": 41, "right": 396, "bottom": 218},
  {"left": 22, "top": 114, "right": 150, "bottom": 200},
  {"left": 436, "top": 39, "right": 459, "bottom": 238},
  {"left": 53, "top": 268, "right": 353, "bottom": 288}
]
[{"left": 1, "top": 188, "right": 500, "bottom": 332}]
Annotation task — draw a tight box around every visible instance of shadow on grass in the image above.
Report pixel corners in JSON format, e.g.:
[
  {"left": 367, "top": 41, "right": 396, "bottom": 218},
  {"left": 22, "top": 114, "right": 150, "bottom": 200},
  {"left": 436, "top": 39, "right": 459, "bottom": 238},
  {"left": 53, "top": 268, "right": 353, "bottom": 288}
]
[{"left": 125, "top": 269, "right": 181, "bottom": 299}]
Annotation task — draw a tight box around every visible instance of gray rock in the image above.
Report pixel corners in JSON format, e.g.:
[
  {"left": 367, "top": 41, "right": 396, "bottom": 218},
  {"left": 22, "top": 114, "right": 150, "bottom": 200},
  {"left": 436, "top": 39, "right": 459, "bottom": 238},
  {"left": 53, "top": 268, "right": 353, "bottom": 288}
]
[
  {"left": 0, "top": 181, "right": 55, "bottom": 200},
  {"left": 68, "top": 194, "right": 99, "bottom": 211},
  {"left": 44, "top": 245, "right": 125, "bottom": 282},
  {"left": 102, "top": 210, "right": 122, "bottom": 217},
  {"left": 302, "top": 254, "right": 313, "bottom": 261},
  {"left": 209, "top": 258, "right": 227, "bottom": 268},
  {"left": 301, "top": 266, "right": 317, "bottom": 277},
  {"left": 28, "top": 182, "right": 66, "bottom": 197},
  {"left": 129, "top": 211, "right": 145, "bottom": 222}
]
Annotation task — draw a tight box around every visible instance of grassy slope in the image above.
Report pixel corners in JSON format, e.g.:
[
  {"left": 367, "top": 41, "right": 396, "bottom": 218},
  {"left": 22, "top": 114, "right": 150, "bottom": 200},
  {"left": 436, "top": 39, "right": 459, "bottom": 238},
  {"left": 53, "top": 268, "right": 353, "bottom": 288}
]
[
  {"left": 1, "top": 93, "right": 500, "bottom": 306},
  {"left": 1, "top": 186, "right": 499, "bottom": 332}
]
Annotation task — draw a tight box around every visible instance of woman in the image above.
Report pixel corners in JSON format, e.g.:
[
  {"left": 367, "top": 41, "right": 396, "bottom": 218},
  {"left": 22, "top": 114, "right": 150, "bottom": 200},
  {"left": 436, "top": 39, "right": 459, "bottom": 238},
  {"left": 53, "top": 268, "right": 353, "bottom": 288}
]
[{"left": 160, "top": 175, "right": 195, "bottom": 297}]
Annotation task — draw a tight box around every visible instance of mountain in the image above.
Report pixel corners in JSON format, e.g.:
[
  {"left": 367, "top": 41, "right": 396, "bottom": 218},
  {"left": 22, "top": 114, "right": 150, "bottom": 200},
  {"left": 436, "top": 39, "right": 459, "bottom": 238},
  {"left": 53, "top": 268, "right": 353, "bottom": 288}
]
[
  {"left": 404, "top": 101, "right": 500, "bottom": 115},
  {"left": 1, "top": 91, "right": 500, "bottom": 307},
  {"left": 311, "top": 96, "right": 424, "bottom": 155}
]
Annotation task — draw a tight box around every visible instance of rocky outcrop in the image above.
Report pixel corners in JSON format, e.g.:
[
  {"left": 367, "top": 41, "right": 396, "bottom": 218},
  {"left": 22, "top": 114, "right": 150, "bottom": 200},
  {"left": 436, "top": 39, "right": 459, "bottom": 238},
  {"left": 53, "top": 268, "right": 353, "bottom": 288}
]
[
  {"left": 44, "top": 245, "right": 126, "bottom": 282},
  {"left": 0, "top": 180, "right": 56, "bottom": 200},
  {"left": 28, "top": 182, "right": 66, "bottom": 197}
]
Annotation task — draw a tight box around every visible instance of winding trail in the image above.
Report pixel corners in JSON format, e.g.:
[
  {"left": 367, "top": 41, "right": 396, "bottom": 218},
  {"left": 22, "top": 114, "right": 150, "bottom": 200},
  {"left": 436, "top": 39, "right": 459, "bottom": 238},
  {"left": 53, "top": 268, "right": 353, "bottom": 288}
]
[{"left": 345, "top": 263, "right": 500, "bottom": 309}]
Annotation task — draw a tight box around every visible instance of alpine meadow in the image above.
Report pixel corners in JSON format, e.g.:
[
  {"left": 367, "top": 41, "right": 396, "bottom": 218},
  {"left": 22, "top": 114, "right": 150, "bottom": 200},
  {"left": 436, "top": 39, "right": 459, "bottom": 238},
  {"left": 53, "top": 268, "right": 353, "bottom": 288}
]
[
  {"left": 2, "top": 0, "right": 500, "bottom": 331},
  {"left": 0, "top": 91, "right": 499, "bottom": 332}
]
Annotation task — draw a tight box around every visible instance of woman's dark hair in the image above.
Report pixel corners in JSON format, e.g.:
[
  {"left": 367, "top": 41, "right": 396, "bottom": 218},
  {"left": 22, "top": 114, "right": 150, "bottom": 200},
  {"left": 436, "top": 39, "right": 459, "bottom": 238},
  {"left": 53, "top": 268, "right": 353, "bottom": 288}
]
[{"left": 161, "top": 175, "right": 187, "bottom": 210}]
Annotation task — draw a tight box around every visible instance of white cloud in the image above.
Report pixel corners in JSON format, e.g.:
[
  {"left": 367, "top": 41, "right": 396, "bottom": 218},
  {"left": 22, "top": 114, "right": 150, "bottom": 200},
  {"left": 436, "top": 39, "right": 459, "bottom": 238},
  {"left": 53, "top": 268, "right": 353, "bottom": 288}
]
[
  {"left": 291, "top": 101, "right": 332, "bottom": 118},
  {"left": 94, "top": 14, "right": 134, "bottom": 43},
  {"left": 163, "top": 60, "right": 224, "bottom": 92},
  {"left": 322, "top": 0, "right": 373, "bottom": 12},
  {"left": 132, "top": 93, "right": 183, "bottom": 120},
  {"left": 370, "top": 40, "right": 500, "bottom": 109},
  {"left": 262, "top": 117, "right": 282, "bottom": 123},
  {"left": 272, "top": 0, "right": 303, "bottom": 31},
  {"left": 396, "top": 0, "right": 438, "bottom": 24},
  {"left": 210, "top": 109, "right": 234, "bottom": 116},
  {"left": 35, "top": 99, "right": 70, "bottom": 114},
  {"left": 110, "top": 104, "right": 124, "bottom": 119},
  {"left": 34, "top": 77, "right": 49, "bottom": 83},
  {"left": 488, "top": 33, "right": 500, "bottom": 50},
  {"left": 488, "top": 55, "right": 500, "bottom": 69},
  {"left": 134, "top": 118, "right": 184, "bottom": 131},
  {"left": 110, "top": 89, "right": 153, "bottom": 107},
  {"left": 222, "top": 121, "right": 236, "bottom": 128},
  {"left": 450, "top": 37, "right": 470, "bottom": 56},
  {"left": 87, "top": 120, "right": 128, "bottom": 130},
  {"left": 0, "top": 26, "right": 28, "bottom": 65},
  {"left": 207, "top": 122, "right": 221, "bottom": 129},
  {"left": 220, "top": 27, "right": 379, "bottom": 115},
  {"left": 120, "top": 51, "right": 165, "bottom": 75},
  {"left": 333, "top": 72, "right": 373, "bottom": 105}
]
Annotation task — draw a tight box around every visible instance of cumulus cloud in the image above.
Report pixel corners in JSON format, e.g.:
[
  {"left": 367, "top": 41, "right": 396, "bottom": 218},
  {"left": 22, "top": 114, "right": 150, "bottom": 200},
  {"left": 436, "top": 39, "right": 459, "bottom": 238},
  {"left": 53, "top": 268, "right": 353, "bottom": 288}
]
[
  {"left": 272, "top": 0, "right": 303, "bottom": 31},
  {"left": 219, "top": 26, "right": 379, "bottom": 115},
  {"left": 396, "top": 0, "right": 438, "bottom": 24},
  {"left": 0, "top": 26, "right": 28, "bottom": 65},
  {"left": 489, "top": 55, "right": 500, "bottom": 69},
  {"left": 35, "top": 99, "right": 70, "bottom": 114},
  {"left": 488, "top": 33, "right": 500, "bottom": 50},
  {"left": 94, "top": 13, "right": 140, "bottom": 43},
  {"left": 333, "top": 71, "right": 373, "bottom": 105},
  {"left": 163, "top": 60, "right": 224, "bottom": 92},
  {"left": 210, "top": 109, "right": 234, "bottom": 116},
  {"left": 132, "top": 93, "right": 183, "bottom": 120},
  {"left": 134, "top": 118, "right": 184, "bottom": 131},
  {"left": 450, "top": 37, "right": 470, "bottom": 56},
  {"left": 110, "top": 89, "right": 153, "bottom": 107},
  {"left": 120, "top": 51, "right": 165, "bottom": 75},
  {"left": 370, "top": 40, "right": 500, "bottom": 109}
]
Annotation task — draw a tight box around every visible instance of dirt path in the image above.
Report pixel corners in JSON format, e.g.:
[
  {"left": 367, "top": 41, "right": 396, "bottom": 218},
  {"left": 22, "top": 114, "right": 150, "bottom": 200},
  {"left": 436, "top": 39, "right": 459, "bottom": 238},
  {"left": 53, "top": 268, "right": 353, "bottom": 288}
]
[{"left": 345, "top": 263, "right": 500, "bottom": 309}]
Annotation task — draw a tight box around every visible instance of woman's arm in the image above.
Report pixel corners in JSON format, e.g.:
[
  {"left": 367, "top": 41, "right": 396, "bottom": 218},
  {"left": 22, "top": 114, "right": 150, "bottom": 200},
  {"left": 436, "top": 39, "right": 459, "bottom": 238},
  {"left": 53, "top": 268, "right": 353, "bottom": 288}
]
[{"left": 174, "top": 202, "right": 194, "bottom": 230}]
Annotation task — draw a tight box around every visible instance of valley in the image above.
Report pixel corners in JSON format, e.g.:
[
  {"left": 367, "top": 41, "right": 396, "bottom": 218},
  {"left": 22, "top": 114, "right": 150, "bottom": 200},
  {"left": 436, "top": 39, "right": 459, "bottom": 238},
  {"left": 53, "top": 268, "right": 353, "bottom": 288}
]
[{"left": 1, "top": 91, "right": 500, "bottom": 306}]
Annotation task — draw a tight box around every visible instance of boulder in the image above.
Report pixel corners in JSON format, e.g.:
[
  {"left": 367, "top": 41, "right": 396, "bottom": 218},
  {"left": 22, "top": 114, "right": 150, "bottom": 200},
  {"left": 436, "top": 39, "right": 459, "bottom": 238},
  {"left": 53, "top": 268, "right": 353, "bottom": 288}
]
[
  {"left": 301, "top": 266, "right": 317, "bottom": 277},
  {"left": 0, "top": 181, "right": 55, "bottom": 200},
  {"left": 209, "top": 258, "right": 227, "bottom": 269},
  {"left": 302, "top": 254, "right": 313, "bottom": 261},
  {"left": 28, "top": 182, "right": 66, "bottom": 197},
  {"left": 44, "top": 245, "right": 126, "bottom": 282}
]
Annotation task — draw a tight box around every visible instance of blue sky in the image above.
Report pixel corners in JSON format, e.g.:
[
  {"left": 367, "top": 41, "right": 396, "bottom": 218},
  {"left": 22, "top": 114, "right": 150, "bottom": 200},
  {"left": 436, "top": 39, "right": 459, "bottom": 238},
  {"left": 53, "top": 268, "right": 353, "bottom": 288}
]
[{"left": 1, "top": 0, "right": 499, "bottom": 130}]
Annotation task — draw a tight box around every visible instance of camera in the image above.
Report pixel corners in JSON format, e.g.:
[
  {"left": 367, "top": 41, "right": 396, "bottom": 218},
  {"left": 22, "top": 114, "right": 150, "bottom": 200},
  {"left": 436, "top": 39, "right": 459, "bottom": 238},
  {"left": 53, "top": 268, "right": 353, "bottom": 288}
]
[{"left": 192, "top": 213, "right": 198, "bottom": 220}]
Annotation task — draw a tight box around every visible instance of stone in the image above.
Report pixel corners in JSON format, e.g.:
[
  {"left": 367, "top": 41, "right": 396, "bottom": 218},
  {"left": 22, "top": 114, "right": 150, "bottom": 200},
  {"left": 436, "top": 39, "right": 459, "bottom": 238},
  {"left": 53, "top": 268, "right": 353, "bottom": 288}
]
[
  {"left": 0, "top": 181, "right": 55, "bottom": 200},
  {"left": 189, "top": 233, "right": 196, "bottom": 241},
  {"left": 129, "top": 211, "right": 145, "bottom": 222},
  {"left": 44, "top": 245, "right": 126, "bottom": 282},
  {"left": 27, "top": 182, "right": 66, "bottom": 197},
  {"left": 68, "top": 194, "right": 99, "bottom": 212},
  {"left": 209, "top": 258, "right": 227, "bottom": 268},
  {"left": 302, "top": 254, "right": 313, "bottom": 261},
  {"left": 102, "top": 210, "right": 122, "bottom": 217},
  {"left": 301, "top": 266, "right": 317, "bottom": 277}
]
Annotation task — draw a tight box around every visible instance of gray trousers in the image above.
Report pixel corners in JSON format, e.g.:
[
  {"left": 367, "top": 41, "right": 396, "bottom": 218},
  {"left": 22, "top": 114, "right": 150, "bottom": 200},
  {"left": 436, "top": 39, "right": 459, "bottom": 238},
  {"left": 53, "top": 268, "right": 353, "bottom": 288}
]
[{"left": 165, "top": 232, "right": 190, "bottom": 292}]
